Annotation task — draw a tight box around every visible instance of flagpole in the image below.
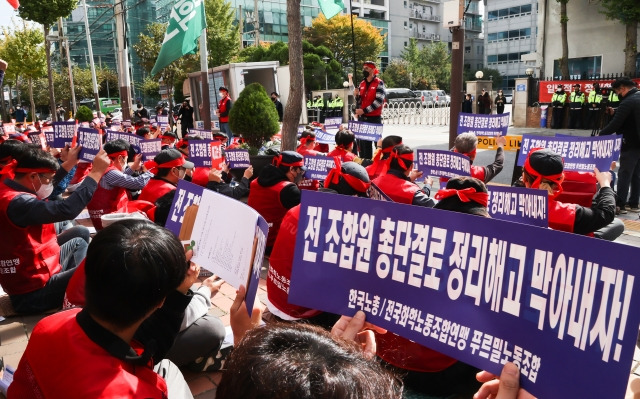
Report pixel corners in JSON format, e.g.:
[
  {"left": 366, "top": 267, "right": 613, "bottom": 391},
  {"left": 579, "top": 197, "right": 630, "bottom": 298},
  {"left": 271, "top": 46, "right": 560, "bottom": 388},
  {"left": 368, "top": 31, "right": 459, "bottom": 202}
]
[
  {"left": 200, "top": 30, "right": 212, "bottom": 130},
  {"left": 83, "top": 0, "right": 102, "bottom": 119},
  {"left": 349, "top": 0, "right": 357, "bottom": 78}
]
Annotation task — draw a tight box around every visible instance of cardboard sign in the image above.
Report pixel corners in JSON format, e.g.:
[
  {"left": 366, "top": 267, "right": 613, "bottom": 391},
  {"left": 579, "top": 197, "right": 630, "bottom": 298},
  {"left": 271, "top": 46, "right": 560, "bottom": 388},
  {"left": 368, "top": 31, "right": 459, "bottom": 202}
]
[
  {"left": 416, "top": 149, "right": 471, "bottom": 178},
  {"left": 76, "top": 127, "right": 102, "bottom": 163},
  {"left": 52, "top": 121, "right": 76, "bottom": 148},
  {"left": 457, "top": 113, "right": 510, "bottom": 137},
  {"left": 487, "top": 186, "right": 548, "bottom": 228},
  {"left": 348, "top": 121, "right": 383, "bottom": 142}
]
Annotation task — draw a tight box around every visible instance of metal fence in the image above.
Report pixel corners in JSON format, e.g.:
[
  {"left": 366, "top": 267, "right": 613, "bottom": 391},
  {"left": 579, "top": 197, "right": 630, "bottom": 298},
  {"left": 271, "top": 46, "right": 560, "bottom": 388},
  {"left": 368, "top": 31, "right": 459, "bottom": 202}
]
[{"left": 381, "top": 102, "right": 451, "bottom": 126}]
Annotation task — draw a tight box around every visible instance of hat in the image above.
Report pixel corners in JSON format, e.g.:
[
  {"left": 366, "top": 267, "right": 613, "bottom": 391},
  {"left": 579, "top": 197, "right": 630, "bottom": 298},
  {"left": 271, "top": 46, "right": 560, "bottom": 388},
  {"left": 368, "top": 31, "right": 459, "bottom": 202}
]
[
  {"left": 324, "top": 159, "right": 371, "bottom": 195},
  {"left": 149, "top": 148, "right": 194, "bottom": 172},
  {"left": 273, "top": 151, "right": 305, "bottom": 170},
  {"left": 219, "top": 86, "right": 229, "bottom": 93},
  {"left": 526, "top": 148, "right": 563, "bottom": 177}
]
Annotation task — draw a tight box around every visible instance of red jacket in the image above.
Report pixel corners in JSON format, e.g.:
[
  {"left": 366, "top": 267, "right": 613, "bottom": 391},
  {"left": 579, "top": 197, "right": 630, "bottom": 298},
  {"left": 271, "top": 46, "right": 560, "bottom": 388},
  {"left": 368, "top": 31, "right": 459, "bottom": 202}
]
[
  {"left": 548, "top": 199, "right": 576, "bottom": 233},
  {"left": 248, "top": 179, "right": 293, "bottom": 248},
  {"left": 0, "top": 182, "right": 61, "bottom": 295},
  {"left": 218, "top": 97, "right": 231, "bottom": 123},
  {"left": 327, "top": 147, "right": 356, "bottom": 162},
  {"left": 359, "top": 77, "right": 383, "bottom": 117},
  {"left": 267, "top": 205, "right": 321, "bottom": 318},
  {"left": 8, "top": 308, "right": 168, "bottom": 399},
  {"left": 375, "top": 331, "right": 458, "bottom": 373},
  {"left": 86, "top": 165, "right": 129, "bottom": 230},
  {"left": 296, "top": 145, "right": 322, "bottom": 157},
  {"left": 138, "top": 178, "right": 175, "bottom": 204},
  {"left": 373, "top": 172, "right": 419, "bottom": 204},
  {"left": 440, "top": 165, "right": 486, "bottom": 186}
]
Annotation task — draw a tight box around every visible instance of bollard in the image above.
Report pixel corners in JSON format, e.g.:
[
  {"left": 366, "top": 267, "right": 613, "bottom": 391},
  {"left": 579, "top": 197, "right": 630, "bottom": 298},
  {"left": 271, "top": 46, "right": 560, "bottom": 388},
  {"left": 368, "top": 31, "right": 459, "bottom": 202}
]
[{"left": 540, "top": 105, "right": 549, "bottom": 128}]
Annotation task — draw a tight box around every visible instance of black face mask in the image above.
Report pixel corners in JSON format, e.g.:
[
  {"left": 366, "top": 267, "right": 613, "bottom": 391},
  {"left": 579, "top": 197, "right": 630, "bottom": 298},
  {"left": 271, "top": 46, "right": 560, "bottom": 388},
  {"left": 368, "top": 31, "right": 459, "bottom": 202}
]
[
  {"left": 362, "top": 70, "right": 370, "bottom": 79},
  {"left": 271, "top": 97, "right": 276, "bottom": 102}
]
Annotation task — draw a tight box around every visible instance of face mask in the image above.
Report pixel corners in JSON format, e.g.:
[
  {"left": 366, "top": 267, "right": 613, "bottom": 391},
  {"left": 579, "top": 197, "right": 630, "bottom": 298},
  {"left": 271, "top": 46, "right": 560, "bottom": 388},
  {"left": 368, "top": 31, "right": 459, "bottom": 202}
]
[
  {"left": 362, "top": 70, "right": 370, "bottom": 79},
  {"left": 271, "top": 97, "right": 276, "bottom": 101},
  {"left": 219, "top": 92, "right": 225, "bottom": 98},
  {"left": 35, "top": 175, "right": 54, "bottom": 199},
  {"left": 293, "top": 169, "right": 304, "bottom": 185},
  {"left": 176, "top": 168, "right": 186, "bottom": 179}
]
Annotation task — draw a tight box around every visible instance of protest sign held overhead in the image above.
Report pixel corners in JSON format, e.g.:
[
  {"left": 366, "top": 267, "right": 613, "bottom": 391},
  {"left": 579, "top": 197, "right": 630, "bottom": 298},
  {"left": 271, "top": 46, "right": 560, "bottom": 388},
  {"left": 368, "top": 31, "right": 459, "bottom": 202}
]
[
  {"left": 139, "top": 139, "right": 162, "bottom": 161},
  {"left": 52, "top": 121, "right": 76, "bottom": 148},
  {"left": 225, "top": 149, "right": 251, "bottom": 169},
  {"left": 76, "top": 128, "right": 102, "bottom": 163},
  {"left": 458, "top": 113, "right": 510, "bottom": 137},
  {"left": 416, "top": 149, "right": 471, "bottom": 178}
]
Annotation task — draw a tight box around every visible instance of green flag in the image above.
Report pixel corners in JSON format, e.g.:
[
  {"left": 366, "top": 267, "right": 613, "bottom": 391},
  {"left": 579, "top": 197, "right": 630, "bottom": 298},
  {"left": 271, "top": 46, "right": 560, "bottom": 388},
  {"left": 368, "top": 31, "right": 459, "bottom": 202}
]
[
  {"left": 318, "top": 0, "right": 345, "bottom": 19},
  {"left": 151, "top": 0, "right": 207, "bottom": 76}
]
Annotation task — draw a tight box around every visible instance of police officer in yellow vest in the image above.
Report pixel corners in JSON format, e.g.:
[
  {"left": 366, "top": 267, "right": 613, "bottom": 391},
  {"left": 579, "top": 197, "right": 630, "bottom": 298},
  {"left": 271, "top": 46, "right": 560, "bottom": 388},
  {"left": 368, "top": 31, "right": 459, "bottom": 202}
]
[
  {"left": 568, "top": 83, "right": 585, "bottom": 129},
  {"left": 604, "top": 88, "right": 620, "bottom": 124},
  {"left": 587, "top": 82, "right": 603, "bottom": 130},
  {"left": 551, "top": 84, "right": 567, "bottom": 129}
]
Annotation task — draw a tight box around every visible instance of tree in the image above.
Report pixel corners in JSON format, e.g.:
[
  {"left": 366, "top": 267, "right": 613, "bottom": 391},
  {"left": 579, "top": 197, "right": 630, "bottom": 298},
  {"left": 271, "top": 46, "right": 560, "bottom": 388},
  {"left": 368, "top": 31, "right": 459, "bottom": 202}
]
[
  {"left": 138, "top": 76, "right": 161, "bottom": 103},
  {"left": 418, "top": 42, "right": 451, "bottom": 92},
  {"left": 205, "top": 0, "right": 241, "bottom": 67},
  {"left": 282, "top": 0, "right": 303, "bottom": 151},
  {"left": 599, "top": 0, "right": 640, "bottom": 76},
  {"left": 379, "top": 59, "right": 410, "bottom": 88},
  {"left": 75, "top": 105, "right": 93, "bottom": 122},
  {"left": 228, "top": 83, "right": 279, "bottom": 152},
  {"left": 462, "top": 67, "right": 503, "bottom": 89},
  {"left": 19, "top": 0, "right": 78, "bottom": 121},
  {"left": 556, "top": 0, "right": 570, "bottom": 79},
  {"left": 304, "top": 14, "right": 385, "bottom": 74}
]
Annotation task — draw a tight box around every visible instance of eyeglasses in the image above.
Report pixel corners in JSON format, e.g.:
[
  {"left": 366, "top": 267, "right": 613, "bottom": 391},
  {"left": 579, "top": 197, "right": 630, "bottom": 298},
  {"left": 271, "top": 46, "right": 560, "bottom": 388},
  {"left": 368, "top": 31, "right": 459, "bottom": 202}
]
[{"left": 38, "top": 174, "right": 55, "bottom": 184}]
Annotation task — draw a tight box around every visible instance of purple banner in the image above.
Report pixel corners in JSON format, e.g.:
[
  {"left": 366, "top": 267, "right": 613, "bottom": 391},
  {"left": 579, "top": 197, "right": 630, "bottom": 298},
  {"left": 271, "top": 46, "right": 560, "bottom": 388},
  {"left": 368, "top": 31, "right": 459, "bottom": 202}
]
[
  {"left": 43, "top": 128, "right": 54, "bottom": 146},
  {"left": 416, "top": 149, "right": 471, "bottom": 178},
  {"left": 188, "top": 128, "right": 213, "bottom": 140},
  {"left": 289, "top": 190, "right": 640, "bottom": 399},
  {"left": 27, "top": 132, "right": 46, "bottom": 149},
  {"left": 303, "top": 155, "right": 335, "bottom": 180},
  {"left": 367, "top": 182, "right": 393, "bottom": 202},
  {"left": 313, "top": 128, "right": 337, "bottom": 145},
  {"left": 105, "top": 130, "right": 140, "bottom": 149},
  {"left": 139, "top": 139, "right": 161, "bottom": 161},
  {"left": 156, "top": 115, "right": 169, "bottom": 128},
  {"left": 324, "top": 117, "right": 342, "bottom": 129},
  {"left": 188, "top": 140, "right": 214, "bottom": 167},
  {"left": 165, "top": 179, "right": 204, "bottom": 235},
  {"left": 487, "top": 186, "right": 548, "bottom": 228},
  {"left": 457, "top": 113, "right": 510, "bottom": 137},
  {"left": 225, "top": 149, "right": 251, "bottom": 169},
  {"left": 52, "top": 121, "right": 76, "bottom": 148},
  {"left": 76, "top": 127, "right": 102, "bottom": 163},
  {"left": 347, "top": 121, "right": 383, "bottom": 142},
  {"left": 517, "top": 134, "right": 622, "bottom": 172}
]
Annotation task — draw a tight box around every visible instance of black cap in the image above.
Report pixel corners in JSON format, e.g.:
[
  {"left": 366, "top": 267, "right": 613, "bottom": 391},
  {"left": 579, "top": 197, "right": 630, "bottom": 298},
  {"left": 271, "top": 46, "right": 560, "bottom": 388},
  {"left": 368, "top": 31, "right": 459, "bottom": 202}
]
[
  {"left": 528, "top": 148, "right": 563, "bottom": 176},
  {"left": 274, "top": 151, "right": 305, "bottom": 170},
  {"left": 154, "top": 148, "right": 194, "bottom": 169},
  {"left": 219, "top": 86, "right": 229, "bottom": 92}
]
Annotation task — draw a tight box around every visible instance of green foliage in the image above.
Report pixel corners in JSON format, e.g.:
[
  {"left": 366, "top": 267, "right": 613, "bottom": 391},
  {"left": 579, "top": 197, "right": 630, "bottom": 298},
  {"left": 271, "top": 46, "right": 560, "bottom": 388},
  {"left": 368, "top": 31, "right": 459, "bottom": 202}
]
[
  {"left": 599, "top": 0, "right": 640, "bottom": 23},
  {"left": 379, "top": 59, "right": 410, "bottom": 88},
  {"left": 228, "top": 83, "right": 280, "bottom": 150},
  {"left": 75, "top": 105, "right": 93, "bottom": 122},
  {"left": 205, "top": 0, "right": 241, "bottom": 67},
  {"left": 401, "top": 41, "right": 451, "bottom": 91},
  {"left": 18, "top": 0, "right": 77, "bottom": 27},
  {"left": 2, "top": 25, "right": 46, "bottom": 80},
  {"left": 138, "top": 76, "right": 161, "bottom": 101}
]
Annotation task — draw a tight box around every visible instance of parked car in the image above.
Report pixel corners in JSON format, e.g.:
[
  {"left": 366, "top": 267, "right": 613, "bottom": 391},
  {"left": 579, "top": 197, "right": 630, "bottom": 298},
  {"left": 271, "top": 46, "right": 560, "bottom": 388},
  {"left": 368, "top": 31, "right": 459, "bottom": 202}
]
[
  {"left": 385, "top": 88, "right": 422, "bottom": 106},
  {"left": 412, "top": 90, "right": 436, "bottom": 108},
  {"left": 424, "top": 90, "right": 450, "bottom": 107}
]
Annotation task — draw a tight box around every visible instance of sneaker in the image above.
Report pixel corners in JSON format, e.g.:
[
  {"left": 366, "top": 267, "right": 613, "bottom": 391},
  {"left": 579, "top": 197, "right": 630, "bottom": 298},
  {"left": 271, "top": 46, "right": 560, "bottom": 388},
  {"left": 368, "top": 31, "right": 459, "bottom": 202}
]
[
  {"left": 617, "top": 206, "right": 628, "bottom": 215},
  {"left": 187, "top": 345, "right": 233, "bottom": 372},
  {"left": 629, "top": 206, "right": 640, "bottom": 213}
]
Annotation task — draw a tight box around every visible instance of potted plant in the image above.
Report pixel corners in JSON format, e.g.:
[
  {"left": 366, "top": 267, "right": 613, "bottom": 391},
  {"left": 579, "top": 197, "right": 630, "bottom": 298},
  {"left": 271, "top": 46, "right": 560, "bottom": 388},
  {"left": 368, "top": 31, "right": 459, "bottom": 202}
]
[{"left": 75, "top": 105, "right": 93, "bottom": 123}]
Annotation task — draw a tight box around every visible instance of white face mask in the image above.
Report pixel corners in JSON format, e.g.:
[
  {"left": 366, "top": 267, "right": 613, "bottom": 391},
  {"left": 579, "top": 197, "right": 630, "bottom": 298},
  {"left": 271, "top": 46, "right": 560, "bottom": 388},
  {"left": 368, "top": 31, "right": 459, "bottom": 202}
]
[
  {"left": 35, "top": 175, "right": 54, "bottom": 199},
  {"left": 175, "top": 168, "right": 186, "bottom": 180}
]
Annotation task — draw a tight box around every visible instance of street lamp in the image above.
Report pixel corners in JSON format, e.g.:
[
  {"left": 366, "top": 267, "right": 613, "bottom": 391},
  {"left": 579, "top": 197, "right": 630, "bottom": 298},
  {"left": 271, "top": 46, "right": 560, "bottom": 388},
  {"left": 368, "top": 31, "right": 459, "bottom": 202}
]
[
  {"left": 475, "top": 70, "right": 484, "bottom": 79},
  {"left": 322, "top": 56, "right": 330, "bottom": 90},
  {"left": 525, "top": 67, "right": 534, "bottom": 77},
  {"left": 409, "top": 72, "right": 413, "bottom": 89}
]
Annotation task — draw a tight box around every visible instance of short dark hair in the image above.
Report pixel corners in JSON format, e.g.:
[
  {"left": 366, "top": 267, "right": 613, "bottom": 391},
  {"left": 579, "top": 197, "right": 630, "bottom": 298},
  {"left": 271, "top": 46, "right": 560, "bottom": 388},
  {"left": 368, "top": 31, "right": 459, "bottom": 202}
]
[
  {"left": 0, "top": 140, "right": 29, "bottom": 164},
  {"left": 104, "top": 139, "right": 130, "bottom": 154},
  {"left": 388, "top": 144, "right": 413, "bottom": 171},
  {"left": 434, "top": 176, "right": 489, "bottom": 217},
  {"left": 216, "top": 323, "right": 403, "bottom": 399},
  {"left": 13, "top": 147, "right": 59, "bottom": 178},
  {"left": 153, "top": 190, "right": 176, "bottom": 227},
  {"left": 84, "top": 219, "right": 187, "bottom": 329},
  {"left": 334, "top": 130, "right": 355, "bottom": 147},
  {"left": 136, "top": 127, "right": 150, "bottom": 138},
  {"left": 611, "top": 77, "right": 637, "bottom": 90},
  {"left": 300, "top": 130, "right": 316, "bottom": 141},
  {"left": 271, "top": 92, "right": 279, "bottom": 97}
]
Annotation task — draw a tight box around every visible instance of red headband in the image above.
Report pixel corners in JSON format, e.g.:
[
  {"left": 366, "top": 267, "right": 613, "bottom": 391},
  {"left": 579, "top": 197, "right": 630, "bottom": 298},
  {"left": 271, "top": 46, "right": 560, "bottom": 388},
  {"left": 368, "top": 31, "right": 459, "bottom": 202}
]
[
  {"left": 454, "top": 147, "right": 477, "bottom": 159},
  {"left": 372, "top": 141, "right": 402, "bottom": 163},
  {"left": 273, "top": 154, "right": 304, "bottom": 168},
  {"left": 390, "top": 149, "right": 414, "bottom": 171},
  {"left": 176, "top": 139, "right": 188, "bottom": 149},
  {"left": 363, "top": 62, "right": 379, "bottom": 75},
  {"left": 161, "top": 134, "right": 176, "bottom": 141},
  {"left": 434, "top": 187, "right": 489, "bottom": 208},
  {"left": 1, "top": 159, "right": 56, "bottom": 179},
  {"left": 523, "top": 148, "right": 565, "bottom": 197},
  {"left": 144, "top": 157, "right": 185, "bottom": 174},
  {"left": 107, "top": 150, "right": 128, "bottom": 160},
  {"left": 324, "top": 156, "right": 371, "bottom": 193},
  {"left": 300, "top": 137, "right": 315, "bottom": 146}
]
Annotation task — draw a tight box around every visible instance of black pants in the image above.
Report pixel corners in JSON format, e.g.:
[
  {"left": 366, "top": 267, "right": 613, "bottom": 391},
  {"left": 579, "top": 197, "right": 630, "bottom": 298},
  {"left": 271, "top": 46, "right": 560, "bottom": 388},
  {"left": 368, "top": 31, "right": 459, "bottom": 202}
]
[
  {"left": 357, "top": 115, "right": 381, "bottom": 159},
  {"left": 552, "top": 106, "right": 565, "bottom": 129},
  {"left": 569, "top": 108, "right": 583, "bottom": 129}
]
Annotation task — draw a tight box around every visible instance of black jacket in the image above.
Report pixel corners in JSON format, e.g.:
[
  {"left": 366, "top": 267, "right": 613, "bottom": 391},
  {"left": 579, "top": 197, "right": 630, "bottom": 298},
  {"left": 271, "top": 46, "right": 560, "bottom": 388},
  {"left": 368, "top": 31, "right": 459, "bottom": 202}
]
[{"left": 599, "top": 88, "right": 640, "bottom": 150}]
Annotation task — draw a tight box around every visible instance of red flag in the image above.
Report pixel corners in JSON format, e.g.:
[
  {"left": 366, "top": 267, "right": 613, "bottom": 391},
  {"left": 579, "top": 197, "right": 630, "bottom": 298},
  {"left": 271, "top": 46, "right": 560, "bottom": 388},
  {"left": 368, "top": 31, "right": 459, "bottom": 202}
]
[{"left": 6, "top": 0, "right": 19, "bottom": 9}]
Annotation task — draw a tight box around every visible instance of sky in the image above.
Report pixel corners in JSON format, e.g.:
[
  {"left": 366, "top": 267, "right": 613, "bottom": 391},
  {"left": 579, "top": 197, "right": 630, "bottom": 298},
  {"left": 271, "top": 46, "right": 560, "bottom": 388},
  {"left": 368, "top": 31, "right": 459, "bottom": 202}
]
[{"left": 0, "top": 2, "right": 21, "bottom": 31}]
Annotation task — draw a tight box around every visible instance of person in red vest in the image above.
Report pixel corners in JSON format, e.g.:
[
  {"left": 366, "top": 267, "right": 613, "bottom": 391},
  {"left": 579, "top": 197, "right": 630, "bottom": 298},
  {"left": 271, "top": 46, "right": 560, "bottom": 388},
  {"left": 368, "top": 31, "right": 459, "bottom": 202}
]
[
  {"left": 247, "top": 151, "right": 303, "bottom": 253},
  {"left": 10, "top": 220, "right": 198, "bottom": 398},
  {"left": 365, "top": 134, "right": 403, "bottom": 179},
  {"left": 372, "top": 144, "right": 435, "bottom": 206},
  {"left": 265, "top": 160, "right": 371, "bottom": 328},
  {"left": 0, "top": 145, "right": 109, "bottom": 314},
  {"left": 296, "top": 130, "right": 324, "bottom": 157},
  {"left": 521, "top": 147, "right": 623, "bottom": 239},
  {"left": 87, "top": 139, "right": 153, "bottom": 230},
  {"left": 440, "top": 133, "right": 506, "bottom": 187},
  {"left": 160, "top": 131, "right": 178, "bottom": 150},
  {"left": 138, "top": 149, "right": 194, "bottom": 204},
  {"left": 354, "top": 61, "right": 386, "bottom": 159},
  {"left": 327, "top": 129, "right": 357, "bottom": 161},
  {"left": 218, "top": 86, "right": 233, "bottom": 145}
]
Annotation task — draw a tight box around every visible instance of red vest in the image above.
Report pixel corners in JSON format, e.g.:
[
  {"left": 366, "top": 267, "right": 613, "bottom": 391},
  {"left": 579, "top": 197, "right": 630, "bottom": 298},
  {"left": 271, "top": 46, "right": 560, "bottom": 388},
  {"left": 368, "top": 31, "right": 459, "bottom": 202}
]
[
  {"left": 0, "top": 182, "right": 61, "bottom": 295},
  {"left": 138, "top": 178, "right": 175, "bottom": 204},
  {"left": 267, "top": 205, "right": 322, "bottom": 318},
  {"left": 440, "top": 165, "right": 486, "bottom": 186},
  {"left": 375, "top": 331, "right": 458, "bottom": 373},
  {"left": 359, "top": 77, "right": 383, "bottom": 117},
  {"left": 548, "top": 199, "right": 577, "bottom": 233},
  {"left": 366, "top": 158, "right": 390, "bottom": 180},
  {"left": 8, "top": 308, "right": 168, "bottom": 399},
  {"left": 327, "top": 147, "right": 356, "bottom": 162},
  {"left": 218, "top": 96, "right": 231, "bottom": 123},
  {"left": 191, "top": 166, "right": 211, "bottom": 187},
  {"left": 86, "top": 165, "right": 130, "bottom": 230},
  {"left": 296, "top": 146, "right": 321, "bottom": 157},
  {"left": 373, "top": 173, "right": 420, "bottom": 204},
  {"left": 247, "top": 179, "right": 293, "bottom": 248}
]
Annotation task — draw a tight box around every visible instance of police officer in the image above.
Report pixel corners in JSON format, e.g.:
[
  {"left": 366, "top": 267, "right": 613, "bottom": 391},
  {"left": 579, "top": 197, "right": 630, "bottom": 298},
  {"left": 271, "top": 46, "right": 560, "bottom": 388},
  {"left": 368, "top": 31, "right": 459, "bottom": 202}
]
[
  {"left": 587, "top": 82, "right": 603, "bottom": 130},
  {"left": 551, "top": 84, "right": 567, "bottom": 129},
  {"left": 568, "top": 83, "right": 585, "bottom": 129}
]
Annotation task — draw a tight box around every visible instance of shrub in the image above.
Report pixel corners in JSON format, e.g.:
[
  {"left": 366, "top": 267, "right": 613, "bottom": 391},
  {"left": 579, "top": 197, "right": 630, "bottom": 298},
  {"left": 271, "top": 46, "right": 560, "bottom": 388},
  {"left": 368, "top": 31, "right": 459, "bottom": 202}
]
[
  {"left": 228, "top": 83, "right": 280, "bottom": 151},
  {"left": 75, "top": 105, "right": 94, "bottom": 122}
]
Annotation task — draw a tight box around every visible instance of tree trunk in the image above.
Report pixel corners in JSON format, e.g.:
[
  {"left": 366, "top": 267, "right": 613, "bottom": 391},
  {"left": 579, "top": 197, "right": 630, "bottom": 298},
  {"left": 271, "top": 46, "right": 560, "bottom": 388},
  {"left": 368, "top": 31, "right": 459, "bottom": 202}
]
[
  {"left": 0, "top": 82, "right": 6, "bottom": 122},
  {"left": 624, "top": 21, "right": 638, "bottom": 77},
  {"left": 559, "top": 1, "right": 570, "bottom": 79},
  {"left": 28, "top": 77, "right": 36, "bottom": 123},
  {"left": 44, "top": 24, "right": 57, "bottom": 122},
  {"left": 16, "top": 77, "right": 22, "bottom": 106},
  {"left": 281, "top": 0, "right": 303, "bottom": 151}
]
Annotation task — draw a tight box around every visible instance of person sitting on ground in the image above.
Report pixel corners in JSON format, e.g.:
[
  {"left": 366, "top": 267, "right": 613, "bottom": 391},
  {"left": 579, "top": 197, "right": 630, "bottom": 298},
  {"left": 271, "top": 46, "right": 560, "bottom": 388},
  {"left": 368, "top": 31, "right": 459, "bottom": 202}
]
[
  {"left": 440, "top": 132, "right": 505, "bottom": 185},
  {"left": 10, "top": 219, "right": 198, "bottom": 398},
  {"left": 207, "top": 163, "right": 253, "bottom": 200},
  {"left": 247, "top": 151, "right": 303, "bottom": 253},
  {"left": 265, "top": 160, "right": 371, "bottom": 329},
  {"left": 327, "top": 129, "right": 357, "bottom": 162},
  {"left": 86, "top": 139, "right": 153, "bottom": 230},
  {"left": 138, "top": 149, "right": 194, "bottom": 204},
  {"left": 0, "top": 140, "right": 28, "bottom": 177},
  {"left": 161, "top": 131, "right": 178, "bottom": 150},
  {"left": 373, "top": 144, "right": 435, "bottom": 206},
  {"left": 296, "top": 130, "right": 324, "bottom": 157},
  {"left": 0, "top": 146, "right": 109, "bottom": 314},
  {"left": 366, "top": 135, "right": 403, "bottom": 180},
  {"left": 520, "top": 147, "right": 623, "bottom": 240}
]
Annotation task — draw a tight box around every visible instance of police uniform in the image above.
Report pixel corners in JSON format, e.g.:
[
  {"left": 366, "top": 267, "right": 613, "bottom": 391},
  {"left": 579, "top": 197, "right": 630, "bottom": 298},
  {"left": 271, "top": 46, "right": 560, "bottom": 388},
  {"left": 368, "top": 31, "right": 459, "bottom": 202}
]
[
  {"left": 568, "top": 84, "right": 585, "bottom": 129},
  {"left": 551, "top": 85, "right": 567, "bottom": 129}
]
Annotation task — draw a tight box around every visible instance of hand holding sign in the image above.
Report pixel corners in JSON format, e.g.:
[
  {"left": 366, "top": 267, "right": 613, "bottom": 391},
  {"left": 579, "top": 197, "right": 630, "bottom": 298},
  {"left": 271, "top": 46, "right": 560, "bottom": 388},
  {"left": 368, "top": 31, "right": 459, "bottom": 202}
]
[
  {"left": 474, "top": 362, "right": 536, "bottom": 399},
  {"left": 594, "top": 167, "right": 611, "bottom": 188},
  {"left": 495, "top": 135, "right": 507, "bottom": 147},
  {"left": 230, "top": 285, "right": 262, "bottom": 346},
  {"left": 330, "top": 310, "right": 387, "bottom": 360}
]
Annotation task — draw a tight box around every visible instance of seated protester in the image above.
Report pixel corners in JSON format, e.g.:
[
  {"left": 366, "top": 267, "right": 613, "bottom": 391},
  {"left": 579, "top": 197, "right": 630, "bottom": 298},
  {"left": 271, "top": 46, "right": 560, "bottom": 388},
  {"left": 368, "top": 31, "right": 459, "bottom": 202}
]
[
  {"left": 521, "top": 147, "right": 623, "bottom": 240},
  {"left": 375, "top": 176, "right": 488, "bottom": 398},
  {"left": 0, "top": 140, "right": 28, "bottom": 178},
  {"left": 366, "top": 135, "right": 403, "bottom": 180},
  {"left": 296, "top": 130, "right": 324, "bottom": 157},
  {"left": 372, "top": 144, "right": 435, "bottom": 207},
  {"left": 266, "top": 160, "right": 370, "bottom": 328},
  {"left": 207, "top": 164, "right": 253, "bottom": 200},
  {"left": 86, "top": 139, "right": 153, "bottom": 230},
  {"left": 138, "top": 149, "right": 194, "bottom": 204},
  {"left": 176, "top": 135, "right": 212, "bottom": 187},
  {"left": 247, "top": 151, "right": 303, "bottom": 252},
  {"left": 327, "top": 129, "right": 357, "bottom": 162},
  {"left": 440, "top": 133, "right": 505, "bottom": 186},
  {"left": 0, "top": 146, "right": 109, "bottom": 314},
  {"left": 10, "top": 220, "right": 197, "bottom": 398},
  {"left": 161, "top": 131, "right": 178, "bottom": 150}
]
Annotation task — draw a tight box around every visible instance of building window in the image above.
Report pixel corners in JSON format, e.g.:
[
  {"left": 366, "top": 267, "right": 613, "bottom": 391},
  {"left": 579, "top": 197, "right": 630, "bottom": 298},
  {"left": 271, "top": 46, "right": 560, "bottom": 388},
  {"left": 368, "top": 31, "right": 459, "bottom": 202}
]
[
  {"left": 553, "top": 56, "right": 602, "bottom": 79},
  {"left": 404, "top": 1, "right": 407, "bottom": 8}
]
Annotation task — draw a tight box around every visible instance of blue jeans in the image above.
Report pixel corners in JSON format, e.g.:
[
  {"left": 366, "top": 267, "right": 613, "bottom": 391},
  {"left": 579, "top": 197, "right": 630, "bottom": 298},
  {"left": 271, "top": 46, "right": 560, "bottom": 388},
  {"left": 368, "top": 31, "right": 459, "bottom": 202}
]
[
  {"left": 616, "top": 148, "right": 640, "bottom": 208},
  {"left": 219, "top": 123, "right": 232, "bottom": 146}
]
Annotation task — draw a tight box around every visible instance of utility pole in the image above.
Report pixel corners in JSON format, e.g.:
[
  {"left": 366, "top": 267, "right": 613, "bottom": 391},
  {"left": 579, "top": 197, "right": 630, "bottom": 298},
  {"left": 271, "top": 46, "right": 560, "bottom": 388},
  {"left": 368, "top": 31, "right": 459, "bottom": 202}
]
[
  {"left": 253, "top": 0, "right": 259, "bottom": 47},
  {"left": 448, "top": 0, "right": 465, "bottom": 149},
  {"left": 200, "top": 31, "right": 211, "bottom": 130},
  {"left": 114, "top": 0, "right": 131, "bottom": 120},
  {"left": 238, "top": 5, "right": 243, "bottom": 49},
  {"left": 83, "top": 0, "right": 102, "bottom": 118},
  {"left": 59, "top": 17, "right": 76, "bottom": 116}
]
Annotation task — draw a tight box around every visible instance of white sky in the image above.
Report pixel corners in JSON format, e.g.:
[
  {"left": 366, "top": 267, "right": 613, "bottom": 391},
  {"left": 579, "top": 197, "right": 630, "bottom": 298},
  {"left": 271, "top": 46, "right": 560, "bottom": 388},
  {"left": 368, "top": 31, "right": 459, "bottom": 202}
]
[{"left": 0, "top": 2, "right": 22, "bottom": 32}]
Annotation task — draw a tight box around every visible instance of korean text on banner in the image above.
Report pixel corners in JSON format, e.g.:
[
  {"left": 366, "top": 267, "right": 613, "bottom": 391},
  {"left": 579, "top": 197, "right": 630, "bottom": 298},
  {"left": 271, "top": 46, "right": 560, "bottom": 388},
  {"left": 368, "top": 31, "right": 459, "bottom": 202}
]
[
  {"left": 52, "top": 122, "right": 76, "bottom": 148},
  {"left": 487, "top": 186, "right": 548, "bottom": 228},
  {"left": 347, "top": 121, "right": 383, "bottom": 142},
  {"left": 457, "top": 113, "right": 510, "bottom": 137},
  {"left": 416, "top": 149, "right": 471, "bottom": 178},
  {"left": 77, "top": 128, "right": 102, "bottom": 163},
  {"left": 303, "top": 155, "right": 336, "bottom": 180},
  {"left": 139, "top": 139, "right": 161, "bottom": 161},
  {"left": 225, "top": 149, "right": 251, "bottom": 169}
]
